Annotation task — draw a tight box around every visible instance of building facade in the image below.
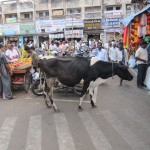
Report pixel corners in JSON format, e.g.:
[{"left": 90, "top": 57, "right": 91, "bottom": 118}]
[{"left": 0, "top": 0, "right": 146, "bottom": 46}]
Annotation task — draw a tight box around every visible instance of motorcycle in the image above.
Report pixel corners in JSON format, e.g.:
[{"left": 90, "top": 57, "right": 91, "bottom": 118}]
[{"left": 31, "top": 48, "right": 90, "bottom": 96}]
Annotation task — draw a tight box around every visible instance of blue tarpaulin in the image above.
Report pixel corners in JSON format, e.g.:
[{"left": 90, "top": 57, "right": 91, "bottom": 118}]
[{"left": 121, "top": 4, "right": 150, "bottom": 26}]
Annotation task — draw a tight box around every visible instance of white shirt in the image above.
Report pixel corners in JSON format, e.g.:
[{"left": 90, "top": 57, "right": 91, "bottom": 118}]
[
  {"left": 116, "top": 48, "right": 128, "bottom": 65},
  {"left": 135, "top": 47, "right": 148, "bottom": 64},
  {"left": 92, "top": 48, "right": 108, "bottom": 62},
  {"left": 5, "top": 48, "right": 19, "bottom": 62},
  {"left": 49, "top": 44, "right": 56, "bottom": 51},
  {"left": 109, "top": 47, "right": 118, "bottom": 61}
]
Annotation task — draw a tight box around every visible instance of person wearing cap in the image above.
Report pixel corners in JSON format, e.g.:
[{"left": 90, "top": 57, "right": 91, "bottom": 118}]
[
  {"left": 135, "top": 41, "right": 148, "bottom": 89},
  {"left": 0, "top": 44, "right": 14, "bottom": 100}
]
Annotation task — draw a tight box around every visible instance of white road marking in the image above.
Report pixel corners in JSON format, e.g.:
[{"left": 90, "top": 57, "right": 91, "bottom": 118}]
[
  {"left": 123, "top": 108, "right": 150, "bottom": 133},
  {"left": 54, "top": 113, "right": 76, "bottom": 150},
  {"left": 102, "top": 110, "right": 149, "bottom": 150},
  {"left": 0, "top": 117, "right": 17, "bottom": 150},
  {"left": 79, "top": 111, "right": 112, "bottom": 150},
  {"left": 25, "top": 115, "right": 41, "bottom": 150}
]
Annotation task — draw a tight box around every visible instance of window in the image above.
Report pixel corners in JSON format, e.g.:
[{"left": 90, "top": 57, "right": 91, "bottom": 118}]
[
  {"left": 116, "top": 7, "right": 121, "bottom": 10},
  {"left": 106, "top": 7, "right": 113, "bottom": 11},
  {"left": 126, "top": 5, "right": 131, "bottom": 11},
  {"left": 45, "top": 12, "right": 49, "bottom": 16},
  {"left": 39, "top": 12, "right": 49, "bottom": 17},
  {"left": 24, "top": 14, "right": 30, "bottom": 18},
  {"left": 39, "top": 12, "right": 44, "bottom": 17},
  {"left": 9, "top": 15, "right": 13, "bottom": 18}
]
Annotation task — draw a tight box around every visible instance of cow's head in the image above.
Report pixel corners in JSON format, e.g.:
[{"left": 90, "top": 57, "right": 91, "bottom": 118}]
[{"left": 116, "top": 64, "right": 133, "bottom": 81}]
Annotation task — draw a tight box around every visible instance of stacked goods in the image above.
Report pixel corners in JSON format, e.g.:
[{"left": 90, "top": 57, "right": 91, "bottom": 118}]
[{"left": 9, "top": 57, "right": 32, "bottom": 70}]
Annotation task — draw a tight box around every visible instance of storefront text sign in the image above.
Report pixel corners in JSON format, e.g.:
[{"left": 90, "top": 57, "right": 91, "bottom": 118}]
[
  {"left": 101, "top": 18, "right": 122, "bottom": 29},
  {"left": 65, "top": 18, "right": 84, "bottom": 27},
  {"left": 36, "top": 20, "right": 65, "bottom": 33},
  {"left": 20, "top": 22, "right": 35, "bottom": 34},
  {"left": 2, "top": 23, "right": 20, "bottom": 35},
  {"left": 6, "top": 18, "right": 17, "bottom": 23},
  {"left": 84, "top": 19, "right": 101, "bottom": 30}
]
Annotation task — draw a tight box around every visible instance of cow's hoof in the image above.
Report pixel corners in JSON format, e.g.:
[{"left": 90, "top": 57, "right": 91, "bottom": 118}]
[
  {"left": 78, "top": 106, "right": 84, "bottom": 112},
  {"left": 45, "top": 101, "right": 52, "bottom": 109},
  {"left": 54, "top": 109, "right": 60, "bottom": 113},
  {"left": 92, "top": 105, "right": 97, "bottom": 109}
]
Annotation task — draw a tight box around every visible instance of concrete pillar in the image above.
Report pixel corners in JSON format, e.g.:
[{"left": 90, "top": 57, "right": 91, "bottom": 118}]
[{"left": 48, "top": 0, "right": 52, "bottom": 19}]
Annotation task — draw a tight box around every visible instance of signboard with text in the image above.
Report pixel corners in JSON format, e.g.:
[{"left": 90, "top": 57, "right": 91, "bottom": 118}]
[
  {"left": 101, "top": 18, "right": 122, "bottom": 29},
  {"left": 36, "top": 20, "right": 65, "bottom": 33},
  {"left": 84, "top": 19, "right": 101, "bottom": 30},
  {"left": 2, "top": 23, "right": 20, "bottom": 35},
  {"left": 65, "top": 18, "right": 84, "bottom": 27},
  {"left": 20, "top": 22, "right": 35, "bottom": 34}
]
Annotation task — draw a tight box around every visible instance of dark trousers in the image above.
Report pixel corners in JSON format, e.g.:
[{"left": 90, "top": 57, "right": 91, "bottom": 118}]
[{"left": 137, "top": 64, "right": 147, "bottom": 86}]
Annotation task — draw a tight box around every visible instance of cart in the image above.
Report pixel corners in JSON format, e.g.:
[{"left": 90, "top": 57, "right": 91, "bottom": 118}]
[{"left": 11, "top": 67, "right": 32, "bottom": 93}]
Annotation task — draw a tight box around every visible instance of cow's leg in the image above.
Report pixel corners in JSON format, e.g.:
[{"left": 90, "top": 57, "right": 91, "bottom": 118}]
[
  {"left": 91, "top": 86, "right": 98, "bottom": 108},
  {"left": 48, "top": 86, "right": 59, "bottom": 112},
  {"left": 46, "top": 78, "right": 58, "bottom": 111},
  {"left": 89, "top": 86, "right": 96, "bottom": 108},
  {"left": 78, "top": 82, "right": 90, "bottom": 111},
  {"left": 43, "top": 80, "right": 52, "bottom": 109},
  {"left": 120, "top": 79, "right": 123, "bottom": 86}
]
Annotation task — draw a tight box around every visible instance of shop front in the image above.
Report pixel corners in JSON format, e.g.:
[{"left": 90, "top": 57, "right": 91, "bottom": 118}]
[
  {"left": 19, "top": 22, "right": 36, "bottom": 47},
  {"left": 84, "top": 19, "right": 101, "bottom": 44},
  {"left": 0, "top": 25, "right": 4, "bottom": 44},
  {"left": 65, "top": 17, "right": 84, "bottom": 41},
  {"left": 36, "top": 19, "right": 65, "bottom": 47},
  {"left": 122, "top": 5, "right": 150, "bottom": 53},
  {"left": 101, "top": 18, "right": 123, "bottom": 43},
  {"left": 2, "top": 23, "right": 20, "bottom": 46}
]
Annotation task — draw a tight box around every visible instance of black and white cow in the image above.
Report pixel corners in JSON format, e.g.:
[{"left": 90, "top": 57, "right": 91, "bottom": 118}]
[{"left": 38, "top": 57, "right": 133, "bottom": 111}]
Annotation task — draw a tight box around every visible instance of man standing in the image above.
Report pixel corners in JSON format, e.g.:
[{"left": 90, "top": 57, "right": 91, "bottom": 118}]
[
  {"left": 109, "top": 43, "right": 118, "bottom": 62},
  {"left": 0, "top": 44, "right": 13, "bottom": 100},
  {"left": 91, "top": 42, "right": 108, "bottom": 62},
  {"left": 116, "top": 42, "right": 129, "bottom": 86},
  {"left": 135, "top": 41, "right": 148, "bottom": 89}
]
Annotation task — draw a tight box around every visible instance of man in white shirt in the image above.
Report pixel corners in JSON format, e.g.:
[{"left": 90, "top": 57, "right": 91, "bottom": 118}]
[
  {"left": 109, "top": 43, "right": 118, "bottom": 62},
  {"left": 5, "top": 44, "right": 19, "bottom": 62},
  {"left": 116, "top": 42, "right": 128, "bottom": 65},
  {"left": 91, "top": 42, "right": 108, "bottom": 62},
  {"left": 116, "top": 42, "right": 129, "bottom": 86},
  {"left": 49, "top": 41, "right": 56, "bottom": 51},
  {"left": 135, "top": 41, "right": 148, "bottom": 89}
]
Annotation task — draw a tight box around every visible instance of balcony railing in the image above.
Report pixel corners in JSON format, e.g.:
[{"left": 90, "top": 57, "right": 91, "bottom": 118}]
[
  {"left": 36, "top": 16, "right": 49, "bottom": 20},
  {"left": 18, "top": 18, "right": 34, "bottom": 22},
  {"left": 84, "top": 12, "right": 101, "bottom": 19}
]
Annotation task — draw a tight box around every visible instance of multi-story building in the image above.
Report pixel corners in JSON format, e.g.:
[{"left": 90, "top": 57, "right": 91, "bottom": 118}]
[{"left": 0, "top": 0, "right": 144, "bottom": 46}]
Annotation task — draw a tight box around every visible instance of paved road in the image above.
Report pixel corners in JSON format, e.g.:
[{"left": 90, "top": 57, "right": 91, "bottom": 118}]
[{"left": 0, "top": 75, "right": 150, "bottom": 150}]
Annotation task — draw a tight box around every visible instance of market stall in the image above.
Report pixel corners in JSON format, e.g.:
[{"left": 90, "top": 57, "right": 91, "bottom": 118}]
[
  {"left": 9, "top": 57, "right": 32, "bottom": 92},
  {"left": 122, "top": 4, "right": 150, "bottom": 54}
]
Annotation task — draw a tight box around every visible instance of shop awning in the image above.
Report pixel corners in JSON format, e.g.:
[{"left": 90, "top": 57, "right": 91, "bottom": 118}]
[{"left": 121, "top": 4, "right": 150, "bottom": 26}]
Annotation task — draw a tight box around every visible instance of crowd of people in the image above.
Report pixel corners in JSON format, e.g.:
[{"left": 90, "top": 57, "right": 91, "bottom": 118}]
[{"left": 0, "top": 38, "right": 150, "bottom": 100}]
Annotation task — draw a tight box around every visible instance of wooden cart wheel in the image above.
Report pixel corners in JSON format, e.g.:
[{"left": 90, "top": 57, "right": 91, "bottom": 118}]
[{"left": 24, "top": 71, "right": 32, "bottom": 93}]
